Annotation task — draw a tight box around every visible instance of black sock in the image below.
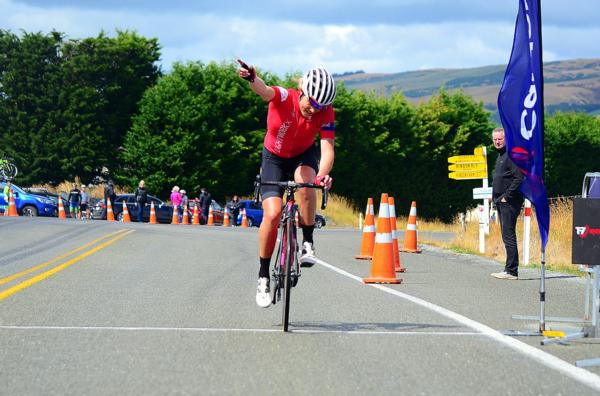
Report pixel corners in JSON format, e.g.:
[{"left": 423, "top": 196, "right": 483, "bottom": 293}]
[
  {"left": 301, "top": 224, "right": 315, "bottom": 245},
  {"left": 259, "top": 257, "right": 271, "bottom": 278}
]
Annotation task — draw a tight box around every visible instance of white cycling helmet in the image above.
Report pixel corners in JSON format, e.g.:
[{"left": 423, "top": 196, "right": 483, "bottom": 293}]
[{"left": 301, "top": 67, "right": 336, "bottom": 107}]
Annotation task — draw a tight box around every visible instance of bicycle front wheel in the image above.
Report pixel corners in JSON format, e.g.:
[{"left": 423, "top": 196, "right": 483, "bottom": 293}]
[{"left": 281, "top": 216, "right": 295, "bottom": 332}]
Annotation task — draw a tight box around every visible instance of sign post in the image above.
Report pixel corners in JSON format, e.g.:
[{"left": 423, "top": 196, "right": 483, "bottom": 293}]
[{"left": 448, "top": 147, "right": 490, "bottom": 252}]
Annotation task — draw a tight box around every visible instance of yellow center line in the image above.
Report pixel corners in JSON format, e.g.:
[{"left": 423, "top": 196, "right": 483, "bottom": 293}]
[
  {"left": 0, "top": 229, "right": 128, "bottom": 286},
  {"left": 0, "top": 229, "right": 135, "bottom": 301}
]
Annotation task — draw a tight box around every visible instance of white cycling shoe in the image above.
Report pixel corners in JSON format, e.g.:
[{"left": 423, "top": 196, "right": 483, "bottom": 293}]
[
  {"left": 255, "top": 277, "right": 272, "bottom": 308},
  {"left": 299, "top": 242, "right": 317, "bottom": 267}
]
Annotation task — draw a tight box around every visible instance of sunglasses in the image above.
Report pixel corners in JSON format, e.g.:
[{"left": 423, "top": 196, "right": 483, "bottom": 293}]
[{"left": 308, "top": 97, "right": 325, "bottom": 111}]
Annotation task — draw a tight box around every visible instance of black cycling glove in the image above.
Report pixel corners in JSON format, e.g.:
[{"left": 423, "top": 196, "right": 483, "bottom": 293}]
[{"left": 237, "top": 59, "right": 256, "bottom": 83}]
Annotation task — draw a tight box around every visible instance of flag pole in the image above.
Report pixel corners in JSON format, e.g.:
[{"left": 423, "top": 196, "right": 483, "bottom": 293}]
[{"left": 536, "top": 0, "right": 546, "bottom": 334}]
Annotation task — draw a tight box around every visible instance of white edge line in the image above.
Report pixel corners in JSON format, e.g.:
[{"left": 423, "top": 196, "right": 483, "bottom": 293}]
[
  {"left": 0, "top": 325, "right": 479, "bottom": 336},
  {"left": 315, "top": 258, "right": 600, "bottom": 392}
]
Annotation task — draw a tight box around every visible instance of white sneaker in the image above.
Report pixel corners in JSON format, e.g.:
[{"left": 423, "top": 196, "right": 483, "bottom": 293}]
[
  {"left": 255, "top": 277, "right": 271, "bottom": 308},
  {"left": 299, "top": 242, "right": 317, "bottom": 267},
  {"left": 491, "top": 271, "right": 518, "bottom": 280}
]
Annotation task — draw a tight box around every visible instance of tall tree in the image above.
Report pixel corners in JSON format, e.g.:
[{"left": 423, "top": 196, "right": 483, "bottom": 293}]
[{"left": 119, "top": 61, "right": 276, "bottom": 200}]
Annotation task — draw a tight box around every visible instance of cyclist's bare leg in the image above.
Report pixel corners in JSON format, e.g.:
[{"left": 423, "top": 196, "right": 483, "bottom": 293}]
[
  {"left": 294, "top": 165, "right": 316, "bottom": 226},
  {"left": 259, "top": 196, "right": 283, "bottom": 259}
]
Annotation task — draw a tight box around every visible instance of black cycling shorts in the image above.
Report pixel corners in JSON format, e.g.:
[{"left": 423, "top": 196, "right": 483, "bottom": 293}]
[{"left": 260, "top": 145, "right": 319, "bottom": 200}]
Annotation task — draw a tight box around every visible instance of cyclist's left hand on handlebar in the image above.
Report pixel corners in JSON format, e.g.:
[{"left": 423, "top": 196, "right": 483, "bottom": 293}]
[{"left": 314, "top": 175, "right": 333, "bottom": 190}]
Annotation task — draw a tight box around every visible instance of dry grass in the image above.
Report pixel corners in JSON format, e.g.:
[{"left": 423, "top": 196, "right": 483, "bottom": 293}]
[
  {"left": 31, "top": 178, "right": 130, "bottom": 199},
  {"left": 439, "top": 198, "right": 579, "bottom": 274}
]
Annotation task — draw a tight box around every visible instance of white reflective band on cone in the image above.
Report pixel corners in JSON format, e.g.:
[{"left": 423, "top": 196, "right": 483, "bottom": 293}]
[
  {"left": 367, "top": 205, "right": 374, "bottom": 215},
  {"left": 375, "top": 233, "right": 393, "bottom": 243},
  {"left": 406, "top": 224, "right": 416, "bottom": 231},
  {"left": 363, "top": 225, "right": 376, "bottom": 232},
  {"left": 391, "top": 230, "right": 397, "bottom": 239},
  {"left": 379, "top": 203, "right": 390, "bottom": 218},
  {"left": 409, "top": 207, "right": 417, "bottom": 216}
]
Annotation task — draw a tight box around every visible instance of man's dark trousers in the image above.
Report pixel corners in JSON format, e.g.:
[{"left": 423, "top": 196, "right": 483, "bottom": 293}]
[{"left": 498, "top": 201, "right": 521, "bottom": 276}]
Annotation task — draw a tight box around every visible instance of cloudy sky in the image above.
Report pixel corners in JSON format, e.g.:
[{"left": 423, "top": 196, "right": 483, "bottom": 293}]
[{"left": 1, "top": 0, "right": 599, "bottom": 76}]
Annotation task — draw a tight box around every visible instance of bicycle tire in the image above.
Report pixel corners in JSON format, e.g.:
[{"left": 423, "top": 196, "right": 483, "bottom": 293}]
[
  {"left": 281, "top": 208, "right": 294, "bottom": 332},
  {"left": 1, "top": 161, "right": 17, "bottom": 180}
]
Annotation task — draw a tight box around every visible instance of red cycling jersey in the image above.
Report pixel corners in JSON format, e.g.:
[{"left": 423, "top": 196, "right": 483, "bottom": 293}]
[{"left": 264, "top": 86, "right": 335, "bottom": 158}]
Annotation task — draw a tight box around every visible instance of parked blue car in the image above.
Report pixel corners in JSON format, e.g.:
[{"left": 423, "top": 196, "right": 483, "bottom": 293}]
[
  {"left": 235, "top": 199, "right": 326, "bottom": 228},
  {"left": 0, "top": 182, "right": 57, "bottom": 216}
]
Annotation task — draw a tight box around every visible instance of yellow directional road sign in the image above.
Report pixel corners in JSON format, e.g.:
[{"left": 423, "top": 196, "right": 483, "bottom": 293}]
[
  {"left": 448, "top": 163, "right": 487, "bottom": 171},
  {"left": 474, "top": 147, "right": 485, "bottom": 156},
  {"left": 448, "top": 171, "right": 487, "bottom": 180},
  {"left": 447, "top": 155, "right": 486, "bottom": 164},
  {"left": 448, "top": 170, "right": 488, "bottom": 180}
]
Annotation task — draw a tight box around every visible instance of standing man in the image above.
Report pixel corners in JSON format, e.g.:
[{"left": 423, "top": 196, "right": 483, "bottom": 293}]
[
  {"left": 103, "top": 180, "right": 117, "bottom": 220},
  {"left": 68, "top": 183, "right": 81, "bottom": 219},
  {"left": 80, "top": 184, "right": 90, "bottom": 220},
  {"left": 491, "top": 127, "right": 524, "bottom": 280},
  {"left": 199, "top": 187, "right": 212, "bottom": 225},
  {"left": 238, "top": 60, "right": 335, "bottom": 307},
  {"left": 134, "top": 180, "right": 148, "bottom": 223}
]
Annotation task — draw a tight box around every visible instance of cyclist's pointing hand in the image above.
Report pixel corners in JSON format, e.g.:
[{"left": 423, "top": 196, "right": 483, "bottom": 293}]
[
  {"left": 237, "top": 59, "right": 256, "bottom": 83},
  {"left": 314, "top": 175, "right": 333, "bottom": 190}
]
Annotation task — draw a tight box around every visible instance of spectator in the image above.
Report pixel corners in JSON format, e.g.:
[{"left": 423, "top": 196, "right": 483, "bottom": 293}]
[
  {"left": 170, "top": 186, "right": 182, "bottom": 222},
  {"left": 227, "top": 194, "right": 241, "bottom": 226},
  {"left": 491, "top": 127, "right": 524, "bottom": 280},
  {"left": 199, "top": 187, "right": 212, "bottom": 224},
  {"left": 68, "top": 183, "right": 81, "bottom": 219},
  {"left": 134, "top": 180, "right": 148, "bottom": 223},
  {"left": 180, "top": 189, "right": 189, "bottom": 221},
  {"left": 103, "top": 180, "right": 117, "bottom": 220},
  {"left": 80, "top": 184, "right": 90, "bottom": 220},
  {"left": 2, "top": 180, "right": 11, "bottom": 213}
]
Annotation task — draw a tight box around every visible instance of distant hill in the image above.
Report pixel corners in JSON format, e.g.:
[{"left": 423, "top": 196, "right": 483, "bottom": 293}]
[{"left": 336, "top": 58, "right": 600, "bottom": 119}]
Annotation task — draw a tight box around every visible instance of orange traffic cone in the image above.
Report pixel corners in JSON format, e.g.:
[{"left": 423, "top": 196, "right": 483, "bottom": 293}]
[
  {"left": 241, "top": 208, "right": 248, "bottom": 228},
  {"left": 401, "top": 201, "right": 421, "bottom": 253},
  {"left": 223, "top": 207, "right": 230, "bottom": 227},
  {"left": 192, "top": 205, "right": 200, "bottom": 225},
  {"left": 106, "top": 197, "right": 115, "bottom": 222},
  {"left": 121, "top": 201, "right": 131, "bottom": 223},
  {"left": 388, "top": 197, "right": 406, "bottom": 273},
  {"left": 7, "top": 189, "right": 18, "bottom": 217},
  {"left": 57, "top": 196, "right": 66, "bottom": 219},
  {"left": 355, "top": 197, "right": 375, "bottom": 260},
  {"left": 149, "top": 201, "right": 157, "bottom": 224},
  {"left": 207, "top": 205, "right": 214, "bottom": 226},
  {"left": 171, "top": 204, "right": 179, "bottom": 224},
  {"left": 363, "top": 193, "right": 401, "bottom": 284},
  {"left": 182, "top": 206, "right": 189, "bottom": 224}
]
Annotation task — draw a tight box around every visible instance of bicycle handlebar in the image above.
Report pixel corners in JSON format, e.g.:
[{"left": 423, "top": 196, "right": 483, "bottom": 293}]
[{"left": 253, "top": 175, "right": 328, "bottom": 210}]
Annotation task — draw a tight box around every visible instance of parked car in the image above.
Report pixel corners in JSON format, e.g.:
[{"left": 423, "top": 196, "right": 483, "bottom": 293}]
[
  {"left": 91, "top": 194, "right": 191, "bottom": 223},
  {"left": 0, "top": 182, "right": 57, "bottom": 216},
  {"left": 189, "top": 199, "right": 225, "bottom": 225},
  {"left": 22, "top": 187, "right": 100, "bottom": 218},
  {"left": 234, "top": 199, "right": 326, "bottom": 228}
]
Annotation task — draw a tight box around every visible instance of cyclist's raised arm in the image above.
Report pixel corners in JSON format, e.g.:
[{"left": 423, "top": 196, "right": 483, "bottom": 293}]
[{"left": 237, "top": 59, "right": 275, "bottom": 102}]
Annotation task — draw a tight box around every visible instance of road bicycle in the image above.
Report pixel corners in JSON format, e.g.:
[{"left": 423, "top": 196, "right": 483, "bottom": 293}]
[
  {"left": 253, "top": 175, "right": 328, "bottom": 332},
  {"left": 0, "top": 157, "right": 18, "bottom": 180}
]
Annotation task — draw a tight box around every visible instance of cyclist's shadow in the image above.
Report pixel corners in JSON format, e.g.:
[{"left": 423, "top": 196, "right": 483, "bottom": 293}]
[{"left": 288, "top": 321, "right": 465, "bottom": 332}]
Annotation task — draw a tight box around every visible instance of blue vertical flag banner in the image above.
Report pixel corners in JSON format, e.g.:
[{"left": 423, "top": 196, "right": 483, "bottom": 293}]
[{"left": 498, "top": 0, "right": 550, "bottom": 249}]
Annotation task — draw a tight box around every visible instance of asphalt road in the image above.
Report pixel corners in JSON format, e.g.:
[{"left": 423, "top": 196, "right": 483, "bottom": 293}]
[{"left": 1, "top": 217, "right": 600, "bottom": 395}]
